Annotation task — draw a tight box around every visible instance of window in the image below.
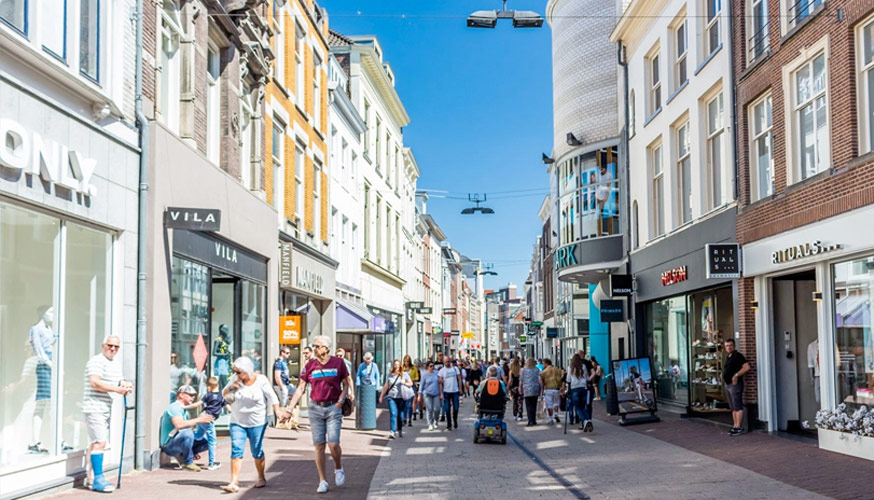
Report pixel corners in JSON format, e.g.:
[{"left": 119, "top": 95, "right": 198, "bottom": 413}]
[
  {"left": 750, "top": 93, "right": 773, "bottom": 201},
  {"left": 363, "top": 99, "right": 371, "bottom": 156},
  {"left": 386, "top": 205, "right": 393, "bottom": 270},
  {"left": 272, "top": 120, "right": 285, "bottom": 224},
  {"left": 0, "top": 0, "right": 26, "bottom": 33},
  {"left": 313, "top": 51, "right": 322, "bottom": 128},
  {"left": 676, "top": 121, "right": 692, "bottom": 225},
  {"left": 313, "top": 158, "right": 321, "bottom": 242},
  {"left": 240, "top": 82, "right": 254, "bottom": 189},
  {"left": 788, "top": 0, "right": 823, "bottom": 29},
  {"left": 295, "top": 143, "right": 305, "bottom": 222},
  {"left": 79, "top": 0, "right": 99, "bottom": 81},
  {"left": 675, "top": 19, "right": 688, "bottom": 89},
  {"left": 160, "top": 0, "right": 183, "bottom": 134},
  {"left": 833, "top": 256, "right": 874, "bottom": 413},
  {"left": 41, "top": 0, "right": 66, "bottom": 59},
  {"left": 294, "top": 21, "right": 305, "bottom": 102},
  {"left": 395, "top": 213, "right": 401, "bottom": 273},
  {"left": 650, "top": 144, "right": 665, "bottom": 238},
  {"left": 706, "top": 92, "right": 725, "bottom": 209},
  {"left": 794, "top": 52, "right": 829, "bottom": 180},
  {"left": 364, "top": 183, "right": 371, "bottom": 258},
  {"left": 375, "top": 116, "right": 382, "bottom": 172},
  {"left": 394, "top": 145, "right": 400, "bottom": 190},
  {"left": 206, "top": 43, "right": 221, "bottom": 164},
  {"left": 748, "top": 0, "right": 769, "bottom": 62},
  {"left": 704, "top": 0, "right": 721, "bottom": 57},
  {"left": 629, "top": 90, "right": 636, "bottom": 137},
  {"left": 632, "top": 200, "right": 639, "bottom": 249},
  {"left": 274, "top": 15, "right": 285, "bottom": 88},
  {"left": 858, "top": 18, "right": 874, "bottom": 153},
  {"left": 375, "top": 197, "right": 382, "bottom": 265},
  {"left": 648, "top": 51, "right": 662, "bottom": 115}
]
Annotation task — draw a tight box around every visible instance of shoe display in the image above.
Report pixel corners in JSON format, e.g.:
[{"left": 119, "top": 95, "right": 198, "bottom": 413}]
[
  {"left": 317, "top": 480, "right": 329, "bottom": 493},
  {"left": 207, "top": 462, "right": 222, "bottom": 471},
  {"left": 27, "top": 443, "right": 48, "bottom": 454},
  {"left": 335, "top": 468, "right": 346, "bottom": 486}
]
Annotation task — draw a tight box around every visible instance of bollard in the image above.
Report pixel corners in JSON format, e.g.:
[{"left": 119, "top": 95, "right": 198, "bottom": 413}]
[{"left": 356, "top": 385, "right": 377, "bottom": 430}]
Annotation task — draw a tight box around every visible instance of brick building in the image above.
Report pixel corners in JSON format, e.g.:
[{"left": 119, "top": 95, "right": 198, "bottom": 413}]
[{"left": 733, "top": 0, "right": 874, "bottom": 451}]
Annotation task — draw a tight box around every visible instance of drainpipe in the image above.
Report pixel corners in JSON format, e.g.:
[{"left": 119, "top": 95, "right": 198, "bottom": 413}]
[
  {"left": 133, "top": 0, "right": 150, "bottom": 470},
  {"left": 617, "top": 41, "right": 636, "bottom": 356}
]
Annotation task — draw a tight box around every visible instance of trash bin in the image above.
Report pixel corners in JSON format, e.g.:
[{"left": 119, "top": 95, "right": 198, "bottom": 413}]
[
  {"left": 605, "top": 374, "right": 620, "bottom": 416},
  {"left": 356, "top": 385, "right": 377, "bottom": 430}
]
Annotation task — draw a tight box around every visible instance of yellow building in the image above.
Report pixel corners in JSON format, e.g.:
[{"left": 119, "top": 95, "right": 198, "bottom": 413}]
[{"left": 265, "top": 0, "right": 338, "bottom": 384}]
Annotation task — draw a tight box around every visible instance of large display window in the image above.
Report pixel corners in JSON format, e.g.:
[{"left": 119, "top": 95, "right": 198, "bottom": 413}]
[
  {"left": 0, "top": 201, "right": 113, "bottom": 470},
  {"left": 833, "top": 256, "right": 874, "bottom": 410},
  {"left": 650, "top": 296, "right": 688, "bottom": 404}
]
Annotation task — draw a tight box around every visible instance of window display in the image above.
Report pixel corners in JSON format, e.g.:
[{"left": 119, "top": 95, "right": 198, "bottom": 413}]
[
  {"left": 833, "top": 257, "right": 874, "bottom": 410},
  {"left": 688, "top": 288, "right": 733, "bottom": 412},
  {"left": 170, "top": 257, "right": 209, "bottom": 401},
  {"left": 649, "top": 297, "right": 688, "bottom": 404}
]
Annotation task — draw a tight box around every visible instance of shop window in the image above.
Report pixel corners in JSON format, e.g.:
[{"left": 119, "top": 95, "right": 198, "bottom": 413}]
[
  {"left": 833, "top": 257, "right": 874, "bottom": 411},
  {"left": 688, "top": 287, "right": 734, "bottom": 411},
  {"left": 650, "top": 297, "right": 689, "bottom": 404},
  {"left": 241, "top": 281, "right": 265, "bottom": 373},
  {"left": 170, "top": 257, "right": 209, "bottom": 400}
]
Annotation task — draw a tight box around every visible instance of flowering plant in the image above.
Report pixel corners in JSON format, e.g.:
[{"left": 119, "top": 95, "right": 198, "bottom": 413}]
[{"left": 803, "top": 404, "right": 874, "bottom": 437}]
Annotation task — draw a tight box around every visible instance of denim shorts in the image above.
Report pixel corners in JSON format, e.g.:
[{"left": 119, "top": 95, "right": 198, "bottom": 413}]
[
  {"left": 309, "top": 402, "right": 343, "bottom": 445},
  {"left": 230, "top": 423, "right": 267, "bottom": 459}
]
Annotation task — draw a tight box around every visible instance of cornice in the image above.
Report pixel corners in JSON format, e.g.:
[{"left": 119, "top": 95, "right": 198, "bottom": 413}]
[
  {"left": 610, "top": 0, "right": 669, "bottom": 51},
  {"left": 355, "top": 46, "right": 411, "bottom": 128}
]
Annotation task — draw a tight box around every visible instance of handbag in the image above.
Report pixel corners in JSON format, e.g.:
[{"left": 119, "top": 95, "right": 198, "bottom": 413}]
[
  {"left": 400, "top": 383, "right": 415, "bottom": 400},
  {"left": 341, "top": 397, "right": 354, "bottom": 417}
]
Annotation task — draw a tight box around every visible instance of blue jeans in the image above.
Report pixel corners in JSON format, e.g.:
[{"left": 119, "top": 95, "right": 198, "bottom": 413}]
[
  {"left": 229, "top": 423, "right": 267, "bottom": 459},
  {"left": 571, "top": 387, "right": 591, "bottom": 422},
  {"left": 388, "top": 398, "right": 405, "bottom": 433},
  {"left": 442, "top": 392, "right": 459, "bottom": 426},
  {"left": 162, "top": 428, "right": 209, "bottom": 465},
  {"left": 194, "top": 421, "right": 217, "bottom": 464},
  {"left": 403, "top": 393, "right": 415, "bottom": 422}
]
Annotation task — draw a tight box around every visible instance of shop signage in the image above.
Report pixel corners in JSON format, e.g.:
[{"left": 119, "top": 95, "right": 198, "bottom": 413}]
[
  {"left": 174, "top": 230, "right": 268, "bottom": 283},
  {"left": 417, "top": 321, "right": 423, "bottom": 334},
  {"left": 519, "top": 335, "right": 527, "bottom": 342},
  {"left": 294, "top": 266, "right": 325, "bottom": 295},
  {"left": 405, "top": 308, "right": 414, "bottom": 323},
  {"left": 546, "top": 327, "right": 559, "bottom": 339},
  {"left": 771, "top": 240, "right": 842, "bottom": 264},
  {"left": 418, "top": 307, "right": 433, "bottom": 314},
  {"left": 462, "top": 331, "right": 475, "bottom": 339},
  {"left": 279, "top": 243, "right": 293, "bottom": 288},
  {"left": 530, "top": 321, "right": 543, "bottom": 327},
  {"left": 406, "top": 301, "right": 425, "bottom": 310},
  {"left": 0, "top": 117, "right": 98, "bottom": 198},
  {"left": 443, "top": 331, "right": 451, "bottom": 338},
  {"left": 451, "top": 330, "right": 460, "bottom": 336},
  {"left": 279, "top": 315, "right": 303, "bottom": 345},
  {"left": 706, "top": 243, "right": 741, "bottom": 279},
  {"left": 599, "top": 299, "right": 625, "bottom": 322},
  {"left": 554, "top": 243, "right": 579, "bottom": 270},
  {"left": 610, "top": 274, "right": 633, "bottom": 296},
  {"left": 661, "top": 266, "right": 688, "bottom": 286},
  {"left": 443, "top": 308, "right": 457, "bottom": 315},
  {"left": 164, "top": 207, "right": 221, "bottom": 231}
]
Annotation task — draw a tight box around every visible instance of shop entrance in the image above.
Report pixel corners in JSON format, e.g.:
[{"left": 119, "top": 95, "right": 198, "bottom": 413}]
[{"left": 772, "top": 271, "right": 819, "bottom": 434}]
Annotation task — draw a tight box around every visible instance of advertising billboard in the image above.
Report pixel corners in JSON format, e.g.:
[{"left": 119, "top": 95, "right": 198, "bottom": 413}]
[{"left": 611, "top": 357, "right": 657, "bottom": 415}]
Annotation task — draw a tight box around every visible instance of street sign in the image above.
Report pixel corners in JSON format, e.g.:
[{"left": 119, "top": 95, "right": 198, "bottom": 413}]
[{"left": 530, "top": 321, "right": 543, "bottom": 327}]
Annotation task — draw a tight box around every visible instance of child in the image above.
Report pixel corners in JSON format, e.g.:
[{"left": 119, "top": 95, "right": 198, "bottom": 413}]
[{"left": 197, "top": 376, "right": 230, "bottom": 470}]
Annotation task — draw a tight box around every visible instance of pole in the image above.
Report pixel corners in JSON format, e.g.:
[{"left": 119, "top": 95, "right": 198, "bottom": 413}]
[{"left": 117, "top": 395, "right": 129, "bottom": 487}]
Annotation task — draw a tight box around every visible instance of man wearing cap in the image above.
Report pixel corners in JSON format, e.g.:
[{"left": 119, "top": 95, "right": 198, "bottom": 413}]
[{"left": 159, "top": 385, "right": 214, "bottom": 472}]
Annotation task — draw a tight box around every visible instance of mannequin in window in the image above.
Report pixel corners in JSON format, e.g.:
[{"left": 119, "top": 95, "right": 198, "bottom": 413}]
[
  {"left": 29, "top": 305, "right": 57, "bottom": 454},
  {"left": 213, "top": 325, "right": 232, "bottom": 389},
  {"left": 808, "top": 339, "right": 820, "bottom": 403}
]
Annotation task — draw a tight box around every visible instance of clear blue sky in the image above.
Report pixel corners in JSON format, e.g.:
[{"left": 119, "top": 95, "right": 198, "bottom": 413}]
[{"left": 322, "top": 0, "right": 554, "bottom": 291}]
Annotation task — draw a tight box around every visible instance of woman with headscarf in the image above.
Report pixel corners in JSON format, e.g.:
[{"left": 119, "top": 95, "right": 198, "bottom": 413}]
[{"left": 220, "top": 357, "right": 287, "bottom": 492}]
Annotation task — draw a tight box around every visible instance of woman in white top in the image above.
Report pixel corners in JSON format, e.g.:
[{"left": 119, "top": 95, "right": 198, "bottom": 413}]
[
  {"left": 221, "top": 357, "right": 288, "bottom": 492},
  {"left": 379, "top": 359, "right": 413, "bottom": 439},
  {"left": 566, "top": 354, "right": 593, "bottom": 432}
]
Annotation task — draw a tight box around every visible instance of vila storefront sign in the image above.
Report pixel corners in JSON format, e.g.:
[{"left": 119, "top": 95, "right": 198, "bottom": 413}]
[
  {"left": 279, "top": 315, "right": 302, "bottom": 345},
  {"left": 661, "top": 266, "right": 688, "bottom": 286},
  {"left": 771, "top": 240, "right": 842, "bottom": 264},
  {"left": 0, "top": 117, "right": 98, "bottom": 199},
  {"left": 174, "top": 230, "right": 268, "bottom": 283},
  {"left": 706, "top": 243, "right": 741, "bottom": 279},
  {"left": 164, "top": 207, "right": 221, "bottom": 231}
]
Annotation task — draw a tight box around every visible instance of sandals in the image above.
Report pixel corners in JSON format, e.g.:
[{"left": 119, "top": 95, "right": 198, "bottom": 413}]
[{"left": 221, "top": 483, "right": 240, "bottom": 493}]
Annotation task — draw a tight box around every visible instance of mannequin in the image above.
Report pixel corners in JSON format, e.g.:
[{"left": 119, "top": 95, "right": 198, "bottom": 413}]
[
  {"left": 808, "top": 339, "right": 820, "bottom": 403},
  {"left": 29, "top": 305, "right": 57, "bottom": 453},
  {"left": 213, "top": 325, "right": 231, "bottom": 389}
]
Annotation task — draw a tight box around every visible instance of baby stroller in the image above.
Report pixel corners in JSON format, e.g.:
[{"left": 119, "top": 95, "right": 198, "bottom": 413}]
[{"left": 473, "top": 378, "right": 508, "bottom": 444}]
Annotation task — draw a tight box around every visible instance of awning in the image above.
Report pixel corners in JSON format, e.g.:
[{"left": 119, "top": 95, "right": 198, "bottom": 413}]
[{"left": 336, "top": 297, "right": 375, "bottom": 332}]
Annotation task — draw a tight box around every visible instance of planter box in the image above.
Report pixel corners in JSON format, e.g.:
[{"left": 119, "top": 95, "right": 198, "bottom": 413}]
[{"left": 818, "top": 428, "right": 874, "bottom": 461}]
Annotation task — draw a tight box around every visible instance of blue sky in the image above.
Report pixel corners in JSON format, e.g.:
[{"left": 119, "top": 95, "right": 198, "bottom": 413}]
[{"left": 322, "top": 0, "right": 554, "bottom": 291}]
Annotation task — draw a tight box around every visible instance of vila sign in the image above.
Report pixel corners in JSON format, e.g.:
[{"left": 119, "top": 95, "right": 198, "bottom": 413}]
[
  {"left": 0, "top": 118, "right": 98, "bottom": 199},
  {"left": 706, "top": 243, "right": 741, "bottom": 279},
  {"left": 771, "top": 240, "right": 842, "bottom": 264},
  {"left": 661, "top": 266, "right": 688, "bottom": 286},
  {"left": 164, "top": 207, "right": 221, "bottom": 231}
]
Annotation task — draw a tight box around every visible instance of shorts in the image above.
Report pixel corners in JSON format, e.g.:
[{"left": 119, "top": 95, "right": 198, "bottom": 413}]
[
  {"left": 86, "top": 412, "right": 110, "bottom": 444},
  {"left": 309, "top": 402, "right": 343, "bottom": 445},
  {"left": 230, "top": 423, "right": 267, "bottom": 459},
  {"left": 35, "top": 363, "right": 52, "bottom": 401},
  {"left": 544, "top": 389, "right": 560, "bottom": 409},
  {"left": 726, "top": 383, "right": 744, "bottom": 411}
]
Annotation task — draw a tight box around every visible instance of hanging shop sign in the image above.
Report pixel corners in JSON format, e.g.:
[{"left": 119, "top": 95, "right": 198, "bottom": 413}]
[
  {"left": 279, "top": 315, "right": 303, "bottom": 345},
  {"left": 406, "top": 301, "right": 425, "bottom": 310},
  {"left": 164, "top": 207, "right": 221, "bottom": 231},
  {"left": 706, "top": 243, "right": 741, "bottom": 279},
  {"left": 462, "top": 331, "right": 475, "bottom": 339},
  {"left": 418, "top": 307, "right": 433, "bottom": 314},
  {"left": 443, "top": 308, "right": 457, "bottom": 315},
  {"left": 661, "top": 266, "right": 688, "bottom": 286},
  {"left": 451, "top": 330, "right": 461, "bottom": 336},
  {"left": 0, "top": 117, "right": 98, "bottom": 199},
  {"left": 610, "top": 274, "right": 633, "bottom": 296},
  {"left": 546, "top": 327, "right": 560, "bottom": 339},
  {"left": 600, "top": 299, "right": 625, "bottom": 322},
  {"left": 771, "top": 240, "right": 842, "bottom": 264}
]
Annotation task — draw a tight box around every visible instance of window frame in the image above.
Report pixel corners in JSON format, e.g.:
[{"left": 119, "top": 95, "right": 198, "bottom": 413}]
[
  {"left": 78, "top": 0, "right": 100, "bottom": 82},
  {"left": 749, "top": 92, "right": 774, "bottom": 202},
  {"left": 747, "top": 0, "right": 769, "bottom": 63},
  {"left": 647, "top": 47, "right": 662, "bottom": 117},
  {"left": 272, "top": 118, "right": 285, "bottom": 223},
  {"left": 313, "top": 49, "right": 322, "bottom": 129},
  {"left": 294, "top": 20, "right": 305, "bottom": 104},
  {"left": 312, "top": 157, "right": 322, "bottom": 242},
  {"left": 856, "top": 14, "right": 874, "bottom": 154},
  {"left": 40, "top": 0, "right": 67, "bottom": 61},
  {"left": 294, "top": 141, "right": 305, "bottom": 226},
  {"left": 675, "top": 120, "right": 692, "bottom": 226},
  {"left": 785, "top": 0, "right": 823, "bottom": 32},
  {"left": 704, "top": 0, "right": 721, "bottom": 58},
  {"left": 674, "top": 18, "right": 688, "bottom": 91},
  {"left": 705, "top": 91, "right": 725, "bottom": 210},
  {"left": 206, "top": 41, "right": 222, "bottom": 165},
  {"left": 650, "top": 142, "right": 665, "bottom": 239},
  {"left": 239, "top": 81, "right": 254, "bottom": 189},
  {"left": 788, "top": 49, "right": 830, "bottom": 182},
  {"left": 159, "top": 0, "right": 184, "bottom": 134}
]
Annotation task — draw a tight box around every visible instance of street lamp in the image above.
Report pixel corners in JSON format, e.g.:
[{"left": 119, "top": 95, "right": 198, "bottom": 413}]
[{"left": 466, "top": 0, "right": 543, "bottom": 29}]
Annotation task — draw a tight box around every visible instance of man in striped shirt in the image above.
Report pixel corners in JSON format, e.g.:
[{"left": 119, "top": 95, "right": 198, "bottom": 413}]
[{"left": 83, "top": 335, "right": 133, "bottom": 493}]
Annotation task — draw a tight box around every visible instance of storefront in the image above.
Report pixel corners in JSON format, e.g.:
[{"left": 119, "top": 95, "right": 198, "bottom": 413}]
[
  {"left": 279, "top": 239, "right": 337, "bottom": 387},
  {"left": 335, "top": 300, "right": 400, "bottom": 379},
  {"left": 631, "top": 208, "right": 738, "bottom": 418},
  {"left": 0, "top": 78, "right": 140, "bottom": 493},
  {"left": 743, "top": 205, "right": 874, "bottom": 449}
]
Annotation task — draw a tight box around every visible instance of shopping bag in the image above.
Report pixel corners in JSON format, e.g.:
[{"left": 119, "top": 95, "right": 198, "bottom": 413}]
[{"left": 536, "top": 397, "right": 547, "bottom": 420}]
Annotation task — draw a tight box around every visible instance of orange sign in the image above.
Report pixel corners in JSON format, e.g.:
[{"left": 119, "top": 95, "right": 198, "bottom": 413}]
[{"left": 280, "top": 315, "right": 302, "bottom": 345}]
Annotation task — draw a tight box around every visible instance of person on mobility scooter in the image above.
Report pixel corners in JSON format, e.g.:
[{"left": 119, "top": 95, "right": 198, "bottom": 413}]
[{"left": 473, "top": 366, "right": 508, "bottom": 444}]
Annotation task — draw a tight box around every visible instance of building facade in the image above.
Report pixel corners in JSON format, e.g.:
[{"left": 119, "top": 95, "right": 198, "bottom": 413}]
[
  {"left": 733, "top": 0, "right": 874, "bottom": 447},
  {"left": 0, "top": 0, "right": 141, "bottom": 493}
]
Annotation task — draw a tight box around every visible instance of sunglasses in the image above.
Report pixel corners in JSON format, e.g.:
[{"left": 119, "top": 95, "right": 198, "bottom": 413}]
[{"left": 104, "top": 344, "right": 120, "bottom": 350}]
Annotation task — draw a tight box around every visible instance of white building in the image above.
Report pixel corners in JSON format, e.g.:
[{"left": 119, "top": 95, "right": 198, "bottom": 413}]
[{"left": 401, "top": 148, "right": 423, "bottom": 358}]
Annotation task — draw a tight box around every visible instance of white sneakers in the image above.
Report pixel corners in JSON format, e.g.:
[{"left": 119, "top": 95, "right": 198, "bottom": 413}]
[
  {"left": 389, "top": 431, "right": 396, "bottom": 439},
  {"left": 335, "top": 468, "right": 346, "bottom": 487},
  {"left": 317, "top": 480, "right": 329, "bottom": 493}
]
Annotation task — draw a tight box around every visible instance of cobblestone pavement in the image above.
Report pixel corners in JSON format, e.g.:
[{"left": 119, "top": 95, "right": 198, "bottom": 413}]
[{"left": 368, "top": 398, "right": 828, "bottom": 500}]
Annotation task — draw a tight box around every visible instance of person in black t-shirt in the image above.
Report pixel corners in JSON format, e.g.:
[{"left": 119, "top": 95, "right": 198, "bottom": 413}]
[{"left": 723, "top": 338, "right": 751, "bottom": 436}]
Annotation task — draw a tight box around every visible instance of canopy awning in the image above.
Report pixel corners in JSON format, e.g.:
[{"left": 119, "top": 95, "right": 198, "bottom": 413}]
[{"left": 336, "top": 297, "right": 375, "bottom": 332}]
